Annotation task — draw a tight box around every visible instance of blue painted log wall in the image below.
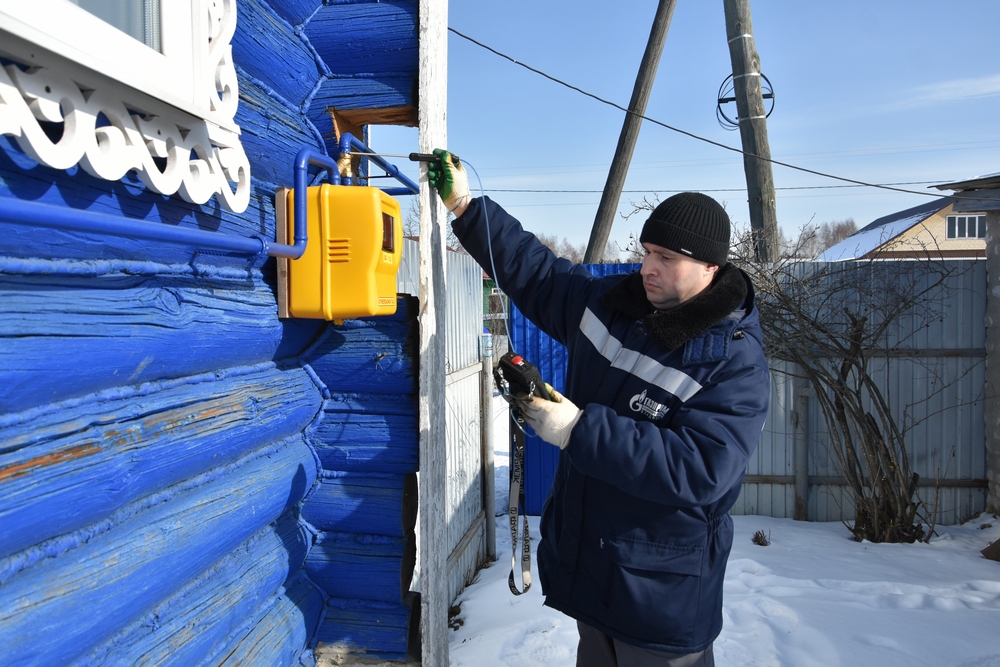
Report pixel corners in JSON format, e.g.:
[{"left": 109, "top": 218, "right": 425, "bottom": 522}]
[
  {"left": 301, "top": 301, "right": 421, "bottom": 662},
  {"left": 307, "top": 0, "right": 419, "bottom": 130},
  {"left": 0, "top": 0, "right": 421, "bottom": 664}
]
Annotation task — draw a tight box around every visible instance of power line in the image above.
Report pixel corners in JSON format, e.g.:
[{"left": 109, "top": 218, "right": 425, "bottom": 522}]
[
  {"left": 484, "top": 181, "right": 942, "bottom": 194},
  {"left": 448, "top": 27, "right": 1000, "bottom": 204}
]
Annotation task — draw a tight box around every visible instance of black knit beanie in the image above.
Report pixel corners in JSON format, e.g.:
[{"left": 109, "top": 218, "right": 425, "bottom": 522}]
[{"left": 639, "top": 192, "right": 731, "bottom": 266}]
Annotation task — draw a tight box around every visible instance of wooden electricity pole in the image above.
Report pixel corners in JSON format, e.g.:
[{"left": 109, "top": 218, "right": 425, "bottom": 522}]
[
  {"left": 723, "top": 0, "right": 779, "bottom": 262},
  {"left": 584, "top": 0, "right": 677, "bottom": 264}
]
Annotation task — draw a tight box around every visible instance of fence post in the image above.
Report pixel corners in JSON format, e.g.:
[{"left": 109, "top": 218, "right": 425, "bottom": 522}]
[
  {"left": 481, "top": 332, "right": 496, "bottom": 560},
  {"left": 986, "top": 210, "right": 1000, "bottom": 513},
  {"left": 793, "top": 384, "right": 810, "bottom": 520}
]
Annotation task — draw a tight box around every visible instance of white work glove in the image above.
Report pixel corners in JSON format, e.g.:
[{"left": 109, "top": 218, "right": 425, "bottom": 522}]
[
  {"left": 427, "top": 149, "right": 471, "bottom": 213},
  {"left": 518, "top": 388, "right": 582, "bottom": 450}
]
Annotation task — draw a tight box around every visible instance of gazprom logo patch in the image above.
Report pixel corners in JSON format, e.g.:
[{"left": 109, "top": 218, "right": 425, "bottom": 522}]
[{"left": 629, "top": 389, "right": 669, "bottom": 420}]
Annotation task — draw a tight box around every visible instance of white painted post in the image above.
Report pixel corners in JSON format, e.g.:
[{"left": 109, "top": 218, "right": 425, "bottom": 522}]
[
  {"left": 481, "top": 333, "right": 497, "bottom": 560},
  {"left": 417, "top": 0, "right": 450, "bottom": 664}
]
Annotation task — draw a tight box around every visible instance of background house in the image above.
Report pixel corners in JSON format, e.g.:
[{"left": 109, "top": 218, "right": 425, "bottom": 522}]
[{"left": 818, "top": 196, "right": 988, "bottom": 261}]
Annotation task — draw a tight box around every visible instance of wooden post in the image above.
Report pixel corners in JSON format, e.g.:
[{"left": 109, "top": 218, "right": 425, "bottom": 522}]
[
  {"left": 985, "top": 209, "right": 1000, "bottom": 513},
  {"left": 793, "top": 389, "right": 809, "bottom": 520},
  {"left": 723, "top": 0, "right": 779, "bottom": 262},
  {"left": 932, "top": 177, "right": 1000, "bottom": 513},
  {"left": 418, "top": 0, "right": 450, "bottom": 663},
  {"left": 584, "top": 0, "right": 677, "bottom": 264},
  {"left": 481, "top": 333, "right": 497, "bottom": 561}
]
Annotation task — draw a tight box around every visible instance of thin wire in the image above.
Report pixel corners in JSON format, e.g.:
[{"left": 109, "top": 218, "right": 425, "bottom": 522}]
[
  {"left": 484, "top": 181, "right": 944, "bottom": 194},
  {"left": 463, "top": 158, "right": 511, "bottom": 338},
  {"left": 448, "top": 27, "right": 1000, "bottom": 204},
  {"left": 463, "top": 158, "right": 527, "bottom": 432}
]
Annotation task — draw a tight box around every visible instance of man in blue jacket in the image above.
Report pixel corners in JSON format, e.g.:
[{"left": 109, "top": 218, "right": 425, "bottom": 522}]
[{"left": 429, "top": 151, "right": 770, "bottom": 667}]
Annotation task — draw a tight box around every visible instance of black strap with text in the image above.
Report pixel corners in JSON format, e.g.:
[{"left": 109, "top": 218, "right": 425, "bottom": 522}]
[{"left": 508, "top": 424, "right": 532, "bottom": 595}]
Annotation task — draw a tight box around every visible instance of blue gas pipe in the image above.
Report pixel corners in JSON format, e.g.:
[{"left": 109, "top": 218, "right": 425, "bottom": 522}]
[{"left": 0, "top": 138, "right": 418, "bottom": 259}]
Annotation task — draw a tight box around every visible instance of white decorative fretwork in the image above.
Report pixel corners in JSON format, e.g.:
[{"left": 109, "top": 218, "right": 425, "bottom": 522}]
[{"left": 0, "top": 0, "right": 250, "bottom": 213}]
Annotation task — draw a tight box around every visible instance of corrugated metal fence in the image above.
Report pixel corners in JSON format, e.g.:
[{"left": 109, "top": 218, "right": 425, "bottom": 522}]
[
  {"left": 398, "top": 239, "right": 492, "bottom": 603},
  {"left": 511, "top": 260, "right": 988, "bottom": 524},
  {"left": 735, "top": 259, "right": 988, "bottom": 524}
]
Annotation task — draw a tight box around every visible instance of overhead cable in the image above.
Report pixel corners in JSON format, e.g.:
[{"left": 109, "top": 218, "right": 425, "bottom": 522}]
[
  {"left": 486, "top": 181, "right": 943, "bottom": 194},
  {"left": 448, "top": 27, "right": 999, "bottom": 203}
]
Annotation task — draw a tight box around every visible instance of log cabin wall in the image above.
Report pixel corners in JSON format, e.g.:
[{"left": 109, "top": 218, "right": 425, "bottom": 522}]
[
  {"left": 0, "top": 0, "right": 421, "bottom": 663},
  {"left": 300, "top": 301, "right": 421, "bottom": 662}
]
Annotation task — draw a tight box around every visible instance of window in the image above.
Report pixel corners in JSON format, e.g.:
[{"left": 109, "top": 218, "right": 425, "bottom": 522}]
[
  {"left": 0, "top": 1, "right": 205, "bottom": 123},
  {"left": 71, "top": 0, "right": 162, "bottom": 52},
  {"left": 0, "top": 0, "right": 249, "bottom": 212},
  {"left": 946, "top": 215, "right": 987, "bottom": 239}
]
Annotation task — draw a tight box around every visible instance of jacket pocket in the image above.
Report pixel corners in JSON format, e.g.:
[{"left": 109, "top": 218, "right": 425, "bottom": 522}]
[
  {"left": 604, "top": 536, "right": 704, "bottom": 576},
  {"left": 602, "top": 537, "right": 706, "bottom": 648}
]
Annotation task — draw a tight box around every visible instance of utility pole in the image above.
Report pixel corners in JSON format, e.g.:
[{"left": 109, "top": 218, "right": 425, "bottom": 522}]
[
  {"left": 723, "top": 0, "right": 779, "bottom": 262},
  {"left": 584, "top": 0, "right": 677, "bottom": 264}
]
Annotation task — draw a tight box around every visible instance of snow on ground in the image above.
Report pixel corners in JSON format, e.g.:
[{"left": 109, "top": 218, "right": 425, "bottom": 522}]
[{"left": 450, "top": 396, "right": 1000, "bottom": 666}]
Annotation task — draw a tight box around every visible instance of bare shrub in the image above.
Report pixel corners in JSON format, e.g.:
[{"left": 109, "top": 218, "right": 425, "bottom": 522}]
[{"left": 732, "top": 229, "right": 964, "bottom": 543}]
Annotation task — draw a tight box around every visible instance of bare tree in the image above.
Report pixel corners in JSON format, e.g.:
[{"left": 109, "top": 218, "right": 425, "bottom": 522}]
[
  {"left": 732, "top": 229, "right": 968, "bottom": 543},
  {"left": 402, "top": 196, "right": 420, "bottom": 239},
  {"left": 404, "top": 197, "right": 464, "bottom": 252},
  {"left": 618, "top": 232, "right": 645, "bottom": 264},
  {"left": 537, "top": 234, "right": 619, "bottom": 263},
  {"left": 819, "top": 218, "right": 857, "bottom": 250},
  {"left": 789, "top": 218, "right": 858, "bottom": 258}
]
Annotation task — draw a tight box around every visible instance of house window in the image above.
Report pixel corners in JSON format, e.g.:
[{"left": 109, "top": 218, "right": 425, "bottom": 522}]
[
  {"left": 946, "top": 215, "right": 987, "bottom": 239},
  {"left": 0, "top": 0, "right": 250, "bottom": 212},
  {"left": 0, "top": 1, "right": 200, "bottom": 121},
  {"left": 71, "top": 0, "right": 162, "bottom": 52}
]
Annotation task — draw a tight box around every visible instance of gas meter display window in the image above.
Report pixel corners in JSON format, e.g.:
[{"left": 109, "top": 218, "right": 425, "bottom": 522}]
[{"left": 382, "top": 213, "right": 395, "bottom": 253}]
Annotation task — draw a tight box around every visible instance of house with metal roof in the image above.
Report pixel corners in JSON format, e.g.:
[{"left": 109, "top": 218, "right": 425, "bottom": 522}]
[{"left": 818, "top": 196, "right": 988, "bottom": 261}]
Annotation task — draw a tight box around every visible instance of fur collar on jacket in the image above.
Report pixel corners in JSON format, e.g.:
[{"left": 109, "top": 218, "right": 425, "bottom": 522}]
[{"left": 599, "top": 263, "right": 749, "bottom": 352}]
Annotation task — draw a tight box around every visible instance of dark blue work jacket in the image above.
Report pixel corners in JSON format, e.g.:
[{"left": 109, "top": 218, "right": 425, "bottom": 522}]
[{"left": 453, "top": 197, "right": 770, "bottom": 654}]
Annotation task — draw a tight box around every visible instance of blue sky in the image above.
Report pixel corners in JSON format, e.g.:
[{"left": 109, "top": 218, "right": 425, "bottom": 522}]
[{"left": 374, "top": 0, "right": 1000, "bottom": 254}]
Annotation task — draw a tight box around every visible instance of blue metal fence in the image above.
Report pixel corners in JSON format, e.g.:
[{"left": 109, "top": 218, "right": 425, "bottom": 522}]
[{"left": 508, "top": 263, "right": 638, "bottom": 514}]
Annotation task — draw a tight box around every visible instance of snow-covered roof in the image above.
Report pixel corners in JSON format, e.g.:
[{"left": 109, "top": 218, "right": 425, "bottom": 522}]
[
  {"left": 817, "top": 196, "right": 953, "bottom": 261},
  {"left": 932, "top": 172, "right": 1000, "bottom": 192}
]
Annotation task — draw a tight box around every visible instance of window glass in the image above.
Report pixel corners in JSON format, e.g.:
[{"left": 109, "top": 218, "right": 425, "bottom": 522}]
[
  {"left": 0, "top": 0, "right": 248, "bottom": 211},
  {"left": 947, "top": 214, "right": 988, "bottom": 240},
  {"left": 382, "top": 213, "right": 395, "bottom": 252},
  {"left": 69, "top": 0, "right": 161, "bottom": 51}
]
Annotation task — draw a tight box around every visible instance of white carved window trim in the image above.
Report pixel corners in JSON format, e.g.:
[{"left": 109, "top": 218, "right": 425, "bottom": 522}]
[{"left": 0, "top": 0, "right": 250, "bottom": 213}]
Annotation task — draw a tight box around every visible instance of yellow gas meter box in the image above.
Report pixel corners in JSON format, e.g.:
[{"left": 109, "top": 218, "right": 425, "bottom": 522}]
[{"left": 284, "top": 185, "right": 402, "bottom": 320}]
